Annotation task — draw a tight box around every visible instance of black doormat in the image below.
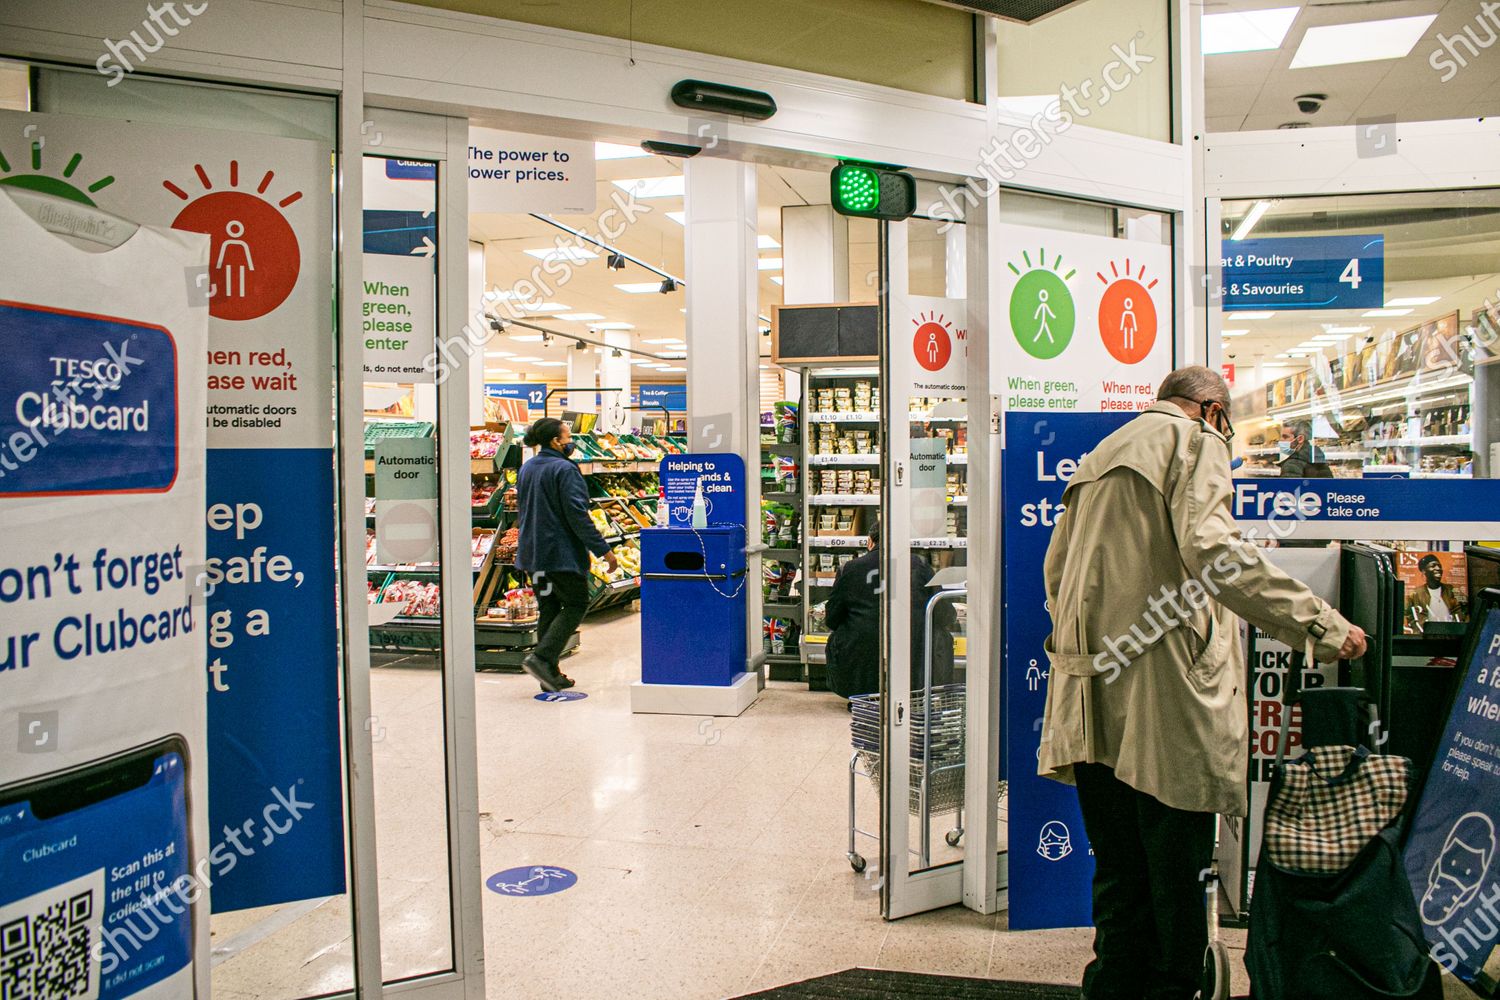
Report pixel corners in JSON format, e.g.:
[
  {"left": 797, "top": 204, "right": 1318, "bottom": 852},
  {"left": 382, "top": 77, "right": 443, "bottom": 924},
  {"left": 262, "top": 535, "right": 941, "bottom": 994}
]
[{"left": 732, "top": 969, "right": 1080, "bottom": 999}]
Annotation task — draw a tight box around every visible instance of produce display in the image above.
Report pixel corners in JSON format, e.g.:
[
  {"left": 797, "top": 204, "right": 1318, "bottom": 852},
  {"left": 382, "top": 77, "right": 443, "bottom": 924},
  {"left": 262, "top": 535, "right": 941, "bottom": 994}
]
[
  {"left": 365, "top": 529, "right": 378, "bottom": 566},
  {"left": 471, "top": 529, "right": 494, "bottom": 570},
  {"left": 471, "top": 483, "right": 496, "bottom": 508},
  {"left": 591, "top": 472, "right": 658, "bottom": 498},
  {"left": 469, "top": 427, "right": 506, "bottom": 459},
  {"left": 480, "top": 587, "right": 538, "bottom": 625},
  {"left": 495, "top": 527, "right": 519, "bottom": 565}
]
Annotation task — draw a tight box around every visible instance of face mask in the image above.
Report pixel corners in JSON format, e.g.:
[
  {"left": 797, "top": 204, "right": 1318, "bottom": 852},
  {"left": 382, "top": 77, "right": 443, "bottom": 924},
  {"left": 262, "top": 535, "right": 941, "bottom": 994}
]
[
  {"left": 561, "top": 442, "right": 576, "bottom": 457},
  {"left": 1277, "top": 441, "right": 1293, "bottom": 459}
]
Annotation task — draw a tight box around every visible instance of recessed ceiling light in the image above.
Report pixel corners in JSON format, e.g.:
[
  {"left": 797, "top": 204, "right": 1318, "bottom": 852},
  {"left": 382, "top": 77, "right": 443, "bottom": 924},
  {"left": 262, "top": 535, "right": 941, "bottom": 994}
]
[
  {"left": 1311, "top": 334, "right": 1350, "bottom": 342},
  {"left": 510, "top": 334, "right": 545, "bottom": 342},
  {"left": 656, "top": 352, "right": 687, "bottom": 359},
  {"left": 659, "top": 366, "right": 687, "bottom": 373},
  {"left": 770, "top": 275, "right": 784, "bottom": 286},
  {"left": 1230, "top": 200, "right": 1272, "bottom": 241},
  {"left": 523, "top": 247, "right": 597, "bottom": 263},
  {"left": 758, "top": 235, "right": 780, "bottom": 250},
  {"left": 666, "top": 211, "right": 686, "bottom": 225},
  {"left": 593, "top": 321, "right": 635, "bottom": 330},
  {"left": 556, "top": 312, "right": 605, "bottom": 322},
  {"left": 1364, "top": 308, "right": 1413, "bottom": 317},
  {"left": 1384, "top": 296, "right": 1440, "bottom": 307},
  {"left": 595, "top": 141, "right": 650, "bottom": 160},
  {"left": 1321, "top": 324, "right": 1370, "bottom": 334},
  {"left": 615, "top": 282, "right": 663, "bottom": 294},
  {"left": 1202, "top": 6, "right": 1300, "bottom": 55},
  {"left": 679, "top": 308, "right": 687, "bottom": 314},
  {"left": 1222, "top": 329, "right": 1250, "bottom": 337},
  {"left": 1289, "top": 14, "right": 1436, "bottom": 69},
  {"left": 520, "top": 302, "right": 570, "bottom": 313},
  {"left": 484, "top": 350, "right": 515, "bottom": 357},
  {"left": 757, "top": 257, "right": 783, "bottom": 271},
  {"left": 534, "top": 361, "right": 568, "bottom": 367},
  {"left": 509, "top": 356, "right": 542, "bottom": 363},
  {"left": 610, "top": 176, "right": 685, "bottom": 199},
  {"left": 1232, "top": 311, "right": 1277, "bottom": 319}
]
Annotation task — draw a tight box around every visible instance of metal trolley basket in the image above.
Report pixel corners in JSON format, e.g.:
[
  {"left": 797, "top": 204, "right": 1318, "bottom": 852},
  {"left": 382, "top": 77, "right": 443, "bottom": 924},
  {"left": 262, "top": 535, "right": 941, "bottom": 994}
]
[{"left": 846, "top": 682, "right": 968, "bottom": 873}]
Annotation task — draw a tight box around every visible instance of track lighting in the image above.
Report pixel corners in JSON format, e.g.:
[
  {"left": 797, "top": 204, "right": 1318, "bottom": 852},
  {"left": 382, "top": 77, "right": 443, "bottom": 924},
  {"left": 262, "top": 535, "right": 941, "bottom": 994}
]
[
  {"left": 607, "top": 253, "right": 627, "bottom": 270},
  {"left": 659, "top": 278, "right": 679, "bottom": 294}
]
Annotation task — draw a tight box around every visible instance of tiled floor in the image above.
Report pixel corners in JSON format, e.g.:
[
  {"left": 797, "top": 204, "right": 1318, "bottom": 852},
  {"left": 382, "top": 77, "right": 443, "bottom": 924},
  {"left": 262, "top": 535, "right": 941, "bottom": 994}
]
[{"left": 211, "top": 605, "right": 1500, "bottom": 999}]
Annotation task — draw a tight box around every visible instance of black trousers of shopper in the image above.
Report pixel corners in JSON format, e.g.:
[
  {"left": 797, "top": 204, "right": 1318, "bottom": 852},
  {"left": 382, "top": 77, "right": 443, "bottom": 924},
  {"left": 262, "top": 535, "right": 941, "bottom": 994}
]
[
  {"left": 1073, "top": 762, "right": 1216, "bottom": 1000},
  {"left": 531, "top": 570, "right": 590, "bottom": 668}
]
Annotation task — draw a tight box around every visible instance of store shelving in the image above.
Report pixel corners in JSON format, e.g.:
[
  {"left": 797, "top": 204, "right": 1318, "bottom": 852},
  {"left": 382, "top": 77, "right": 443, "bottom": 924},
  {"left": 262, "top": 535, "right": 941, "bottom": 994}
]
[{"left": 761, "top": 398, "right": 805, "bottom": 682}]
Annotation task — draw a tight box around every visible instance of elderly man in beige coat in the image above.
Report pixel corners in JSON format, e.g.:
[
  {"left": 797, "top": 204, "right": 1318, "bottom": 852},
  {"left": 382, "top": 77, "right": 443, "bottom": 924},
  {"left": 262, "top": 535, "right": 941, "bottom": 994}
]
[{"left": 1038, "top": 365, "right": 1366, "bottom": 1000}]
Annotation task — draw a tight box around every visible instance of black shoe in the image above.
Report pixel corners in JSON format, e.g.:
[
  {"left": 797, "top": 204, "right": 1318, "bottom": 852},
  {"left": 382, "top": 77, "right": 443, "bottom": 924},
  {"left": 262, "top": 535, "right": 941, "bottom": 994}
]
[
  {"left": 521, "top": 653, "right": 560, "bottom": 693},
  {"left": 555, "top": 674, "right": 576, "bottom": 690}
]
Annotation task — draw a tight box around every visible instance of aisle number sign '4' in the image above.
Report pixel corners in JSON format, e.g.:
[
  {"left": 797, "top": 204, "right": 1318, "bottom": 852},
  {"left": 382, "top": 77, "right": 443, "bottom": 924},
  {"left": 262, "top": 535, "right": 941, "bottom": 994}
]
[{"left": 1222, "top": 234, "right": 1384, "bottom": 311}]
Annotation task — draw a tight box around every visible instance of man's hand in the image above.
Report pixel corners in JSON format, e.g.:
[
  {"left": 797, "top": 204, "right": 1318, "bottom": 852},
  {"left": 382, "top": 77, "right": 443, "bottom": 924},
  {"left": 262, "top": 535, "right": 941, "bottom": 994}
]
[
  {"left": 1335, "top": 624, "right": 1367, "bottom": 661},
  {"left": 605, "top": 550, "right": 619, "bottom": 572}
]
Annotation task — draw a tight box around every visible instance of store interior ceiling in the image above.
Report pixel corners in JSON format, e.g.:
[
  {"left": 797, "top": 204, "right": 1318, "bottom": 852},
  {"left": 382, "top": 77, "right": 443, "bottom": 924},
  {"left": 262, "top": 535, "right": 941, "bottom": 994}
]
[
  {"left": 1203, "top": 0, "right": 1500, "bottom": 131},
  {"left": 469, "top": 145, "right": 887, "bottom": 381},
  {"left": 1220, "top": 191, "right": 1500, "bottom": 388}
]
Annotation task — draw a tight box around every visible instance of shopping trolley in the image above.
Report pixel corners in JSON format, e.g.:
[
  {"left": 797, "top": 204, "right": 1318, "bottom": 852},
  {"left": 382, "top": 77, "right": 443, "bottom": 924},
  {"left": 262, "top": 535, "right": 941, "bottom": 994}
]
[{"left": 845, "top": 588, "right": 974, "bottom": 873}]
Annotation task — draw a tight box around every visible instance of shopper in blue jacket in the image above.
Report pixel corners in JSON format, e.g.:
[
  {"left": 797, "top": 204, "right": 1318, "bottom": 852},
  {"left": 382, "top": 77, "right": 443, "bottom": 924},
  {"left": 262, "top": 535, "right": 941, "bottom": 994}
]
[{"left": 515, "top": 417, "right": 616, "bottom": 692}]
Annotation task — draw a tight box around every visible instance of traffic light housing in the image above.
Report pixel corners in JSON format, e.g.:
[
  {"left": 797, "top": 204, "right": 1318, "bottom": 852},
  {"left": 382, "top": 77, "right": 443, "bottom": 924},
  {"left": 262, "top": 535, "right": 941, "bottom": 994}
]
[{"left": 830, "top": 163, "right": 915, "bottom": 221}]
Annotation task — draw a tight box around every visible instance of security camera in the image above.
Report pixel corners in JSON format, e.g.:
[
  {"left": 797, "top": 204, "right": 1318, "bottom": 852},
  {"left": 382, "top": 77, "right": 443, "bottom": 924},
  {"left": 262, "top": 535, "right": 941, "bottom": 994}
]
[{"left": 1294, "top": 93, "right": 1326, "bottom": 115}]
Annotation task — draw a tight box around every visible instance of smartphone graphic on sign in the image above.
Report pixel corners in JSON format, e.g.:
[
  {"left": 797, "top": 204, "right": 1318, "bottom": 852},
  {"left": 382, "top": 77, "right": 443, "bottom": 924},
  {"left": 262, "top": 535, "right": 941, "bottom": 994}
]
[{"left": 0, "top": 738, "right": 195, "bottom": 999}]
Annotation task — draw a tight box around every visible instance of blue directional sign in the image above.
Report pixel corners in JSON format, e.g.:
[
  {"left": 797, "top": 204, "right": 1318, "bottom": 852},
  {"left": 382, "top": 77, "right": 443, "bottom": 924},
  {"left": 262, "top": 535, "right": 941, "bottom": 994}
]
[
  {"left": 1222, "top": 234, "right": 1384, "bottom": 311},
  {"left": 533, "top": 691, "right": 588, "bottom": 703},
  {"left": 640, "top": 383, "right": 688, "bottom": 413},
  {"left": 485, "top": 383, "right": 548, "bottom": 407}
]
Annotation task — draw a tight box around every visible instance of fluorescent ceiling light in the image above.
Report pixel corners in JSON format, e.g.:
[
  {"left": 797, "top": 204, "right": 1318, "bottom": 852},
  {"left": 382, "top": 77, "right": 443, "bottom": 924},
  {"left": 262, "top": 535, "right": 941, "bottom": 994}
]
[
  {"left": 758, "top": 235, "right": 780, "bottom": 250},
  {"left": 643, "top": 338, "right": 682, "bottom": 344},
  {"left": 520, "top": 302, "right": 569, "bottom": 313},
  {"left": 1202, "top": 6, "right": 1300, "bottom": 55},
  {"left": 509, "top": 356, "right": 542, "bottom": 363},
  {"left": 615, "top": 282, "right": 663, "bottom": 294},
  {"left": 1233, "top": 311, "right": 1276, "bottom": 320},
  {"left": 1322, "top": 324, "right": 1370, "bottom": 334},
  {"left": 770, "top": 275, "right": 784, "bottom": 286},
  {"left": 1311, "top": 334, "right": 1350, "bottom": 342},
  {"left": 523, "top": 246, "right": 597, "bottom": 263},
  {"left": 1230, "top": 200, "right": 1272, "bottom": 241},
  {"left": 758, "top": 257, "right": 783, "bottom": 271},
  {"left": 656, "top": 352, "right": 687, "bottom": 359},
  {"left": 1222, "top": 329, "right": 1249, "bottom": 337},
  {"left": 484, "top": 350, "right": 515, "bottom": 358},
  {"left": 593, "top": 321, "right": 635, "bottom": 330},
  {"left": 611, "top": 175, "right": 685, "bottom": 199},
  {"left": 1385, "top": 296, "right": 1440, "bottom": 307},
  {"left": 1290, "top": 14, "right": 1436, "bottom": 69},
  {"left": 666, "top": 211, "right": 685, "bottom": 225},
  {"left": 595, "top": 141, "right": 649, "bottom": 160},
  {"left": 510, "top": 334, "right": 545, "bottom": 342},
  {"left": 679, "top": 308, "right": 687, "bottom": 314},
  {"left": 556, "top": 312, "right": 605, "bottom": 322},
  {"left": 659, "top": 366, "right": 687, "bottom": 372},
  {"left": 1364, "top": 308, "right": 1413, "bottom": 317}
]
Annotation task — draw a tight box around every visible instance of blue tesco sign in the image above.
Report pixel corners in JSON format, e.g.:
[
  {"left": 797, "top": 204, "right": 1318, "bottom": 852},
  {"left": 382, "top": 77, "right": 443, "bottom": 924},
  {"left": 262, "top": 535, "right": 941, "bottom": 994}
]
[
  {"left": 639, "top": 383, "right": 687, "bottom": 413},
  {"left": 485, "top": 383, "right": 547, "bottom": 407},
  {"left": 1222, "top": 234, "right": 1384, "bottom": 311}
]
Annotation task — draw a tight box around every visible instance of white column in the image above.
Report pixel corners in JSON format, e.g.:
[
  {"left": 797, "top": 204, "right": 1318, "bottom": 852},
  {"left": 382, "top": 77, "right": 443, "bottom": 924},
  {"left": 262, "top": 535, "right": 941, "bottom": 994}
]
[
  {"left": 566, "top": 345, "right": 598, "bottom": 415},
  {"left": 684, "top": 155, "right": 761, "bottom": 673},
  {"left": 598, "top": 330, "right": 633, "bottom": 432}
]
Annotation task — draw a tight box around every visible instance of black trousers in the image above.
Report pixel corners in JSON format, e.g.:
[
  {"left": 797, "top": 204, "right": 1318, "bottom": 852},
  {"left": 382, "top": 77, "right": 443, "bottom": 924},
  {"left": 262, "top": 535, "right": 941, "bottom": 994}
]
[
  {"left": 531, "top": 570, "right": 590, "bottom": 668},
  {"left": 1073, "top": 762, "right": 1216, "bottom": 1000}
]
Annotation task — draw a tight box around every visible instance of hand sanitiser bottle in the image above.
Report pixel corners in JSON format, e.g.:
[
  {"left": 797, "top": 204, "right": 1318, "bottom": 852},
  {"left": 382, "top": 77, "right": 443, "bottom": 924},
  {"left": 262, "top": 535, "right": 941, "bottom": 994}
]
[
  {"left": 655, "top": 487, "right": 669, "bottom": 528},
  {"left": 691, "top": 480, "right": 708, "bottom": 529}
]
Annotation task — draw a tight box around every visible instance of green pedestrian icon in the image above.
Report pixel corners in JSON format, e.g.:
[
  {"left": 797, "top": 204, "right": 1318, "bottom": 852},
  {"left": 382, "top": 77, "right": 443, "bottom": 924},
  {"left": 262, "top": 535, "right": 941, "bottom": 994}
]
[{"left": 1008, "top": 250, "right": 1076, "bottom": 360}]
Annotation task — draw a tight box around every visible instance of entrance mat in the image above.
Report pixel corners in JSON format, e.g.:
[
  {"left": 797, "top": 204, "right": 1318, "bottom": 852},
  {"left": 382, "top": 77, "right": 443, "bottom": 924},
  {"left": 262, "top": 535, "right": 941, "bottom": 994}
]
[
  {"left": 734, "top": 968, "right": 1246, "bottom": 1000},
  {"left": 732, "top": 969, "right": 1079, "bottom": 999}
]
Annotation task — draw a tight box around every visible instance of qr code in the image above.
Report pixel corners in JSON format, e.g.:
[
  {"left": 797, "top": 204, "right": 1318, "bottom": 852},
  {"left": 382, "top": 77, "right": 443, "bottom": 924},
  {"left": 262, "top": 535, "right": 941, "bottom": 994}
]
[{"left": 0, "top": 870, "right": 103, "bottom": 1000}]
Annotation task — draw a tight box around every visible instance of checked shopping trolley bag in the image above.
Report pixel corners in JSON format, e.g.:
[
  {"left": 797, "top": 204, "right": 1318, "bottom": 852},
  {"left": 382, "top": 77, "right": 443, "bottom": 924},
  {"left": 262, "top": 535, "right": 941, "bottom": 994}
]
[{"left": 1246, "top": 650, "right": 1441, "bottom": 999}]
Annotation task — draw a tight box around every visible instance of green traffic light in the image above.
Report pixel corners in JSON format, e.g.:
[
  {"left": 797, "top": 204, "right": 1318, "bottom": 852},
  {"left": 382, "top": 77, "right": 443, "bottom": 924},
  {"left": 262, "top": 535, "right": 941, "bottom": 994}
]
[{"left": 836, "top": 165, "right": 879, "bottom": 213}]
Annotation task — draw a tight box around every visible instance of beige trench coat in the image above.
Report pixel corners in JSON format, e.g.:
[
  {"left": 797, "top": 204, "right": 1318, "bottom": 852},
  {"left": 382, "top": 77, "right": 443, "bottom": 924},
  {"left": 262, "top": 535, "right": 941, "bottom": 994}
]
[{"left": 1037, "top": 401, "right": 1352, "bottom": 817}]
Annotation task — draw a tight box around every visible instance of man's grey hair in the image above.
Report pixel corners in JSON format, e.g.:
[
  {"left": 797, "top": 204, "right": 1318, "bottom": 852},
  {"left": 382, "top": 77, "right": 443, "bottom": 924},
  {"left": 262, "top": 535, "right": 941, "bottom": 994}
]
[{"left": 1157, "top": 365, "right": 1230, "bottom": 406}]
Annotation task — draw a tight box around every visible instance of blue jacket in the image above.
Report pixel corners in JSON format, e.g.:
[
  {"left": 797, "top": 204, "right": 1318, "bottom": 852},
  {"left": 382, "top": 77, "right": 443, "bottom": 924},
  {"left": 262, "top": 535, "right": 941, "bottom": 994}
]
[{"left": 515, "top": 447, "right": 611, "bottom": 576}]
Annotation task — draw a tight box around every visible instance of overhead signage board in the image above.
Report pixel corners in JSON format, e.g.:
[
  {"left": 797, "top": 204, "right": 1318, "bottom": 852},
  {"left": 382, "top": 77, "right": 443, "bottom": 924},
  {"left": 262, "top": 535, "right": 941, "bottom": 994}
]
[
  {"left": 639, "top": 383, "right": 688, "bottom": 413},
  {"left": 1231, "top": 479, "right": 1500, "bottom": 540},
  {"left": 467, "top": 127, "right": 595, "bottom": 215},
  {"left": 485, "top": 383, "right": 547, "bottom": 407},
  {"left": 1222, "top": 234, "right": 1385, "bottom": 311}
]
